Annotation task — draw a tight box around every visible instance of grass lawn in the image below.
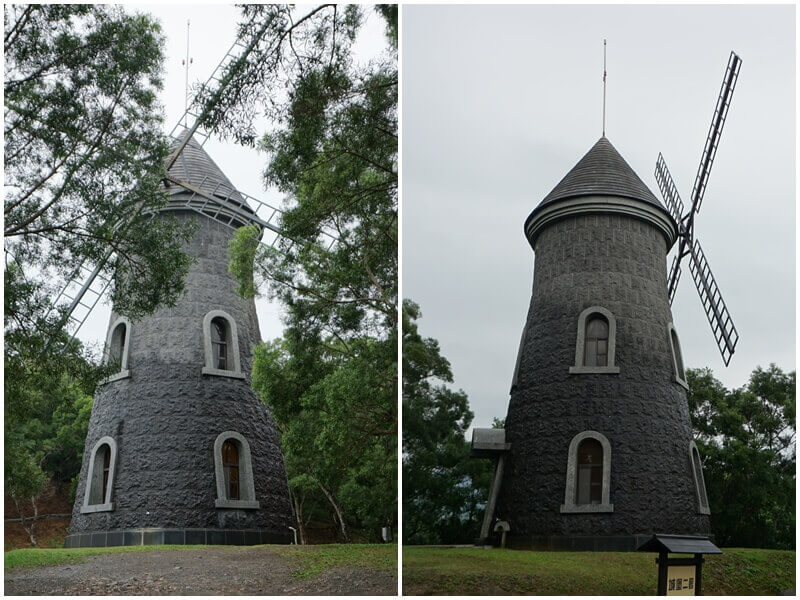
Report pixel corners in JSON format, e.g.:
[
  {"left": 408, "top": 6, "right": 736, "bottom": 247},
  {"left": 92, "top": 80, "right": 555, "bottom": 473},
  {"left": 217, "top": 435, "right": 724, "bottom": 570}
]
[
  {"left": 4, "top": 545, "right": 207, "bottom": 570},
  {"left": 402, "top": 546, "right": 795, "bottom": 595},
  {"left": 5, "top": 543, "right": 398, "bottom": 582},
  {"left": 269, "top": 543, "right": 398, "bottom": 580}
]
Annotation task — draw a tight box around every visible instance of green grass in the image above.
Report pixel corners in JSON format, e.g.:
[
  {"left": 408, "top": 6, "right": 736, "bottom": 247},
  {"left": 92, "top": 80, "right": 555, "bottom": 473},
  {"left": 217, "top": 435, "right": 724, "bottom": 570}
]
[
  {"left": 4, "top": 545, "right": 207, "bottom": 570},
  {"left": 270, "top": 543, "right": 397, "bottom": 580},
  {"left": 402, "top": 546, "right": 795, "bottom": 595}
]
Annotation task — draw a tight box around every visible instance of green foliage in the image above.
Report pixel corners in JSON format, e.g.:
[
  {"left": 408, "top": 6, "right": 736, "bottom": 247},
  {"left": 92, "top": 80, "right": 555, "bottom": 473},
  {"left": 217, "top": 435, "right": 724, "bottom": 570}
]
[
  {"left": 5, "top": 4, "right": 195, "bottom": 333},
  {"left": 270, "top": 543, "right": 397, "bottom": 580},
  {"left": 687, "top": 365, "right": 795, "bottom": 549},
  {"left": 252, "top": 333, "right": 396, "bottom": 540},
  {"left": 402, "top": 300, "right": 495, "bottom": 545},
  {"left": 215, "top": 5, "right": 397, "bottom": 541},
  {"left": 5, "top": 546, "right": 206, "bottom": 570},
  {"left": 402, "top": 547, "right": 796, "bottom": 595}
]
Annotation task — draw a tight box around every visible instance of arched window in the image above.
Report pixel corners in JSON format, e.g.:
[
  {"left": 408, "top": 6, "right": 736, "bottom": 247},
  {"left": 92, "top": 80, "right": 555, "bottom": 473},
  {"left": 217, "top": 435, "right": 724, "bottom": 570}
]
[
  {"left": 221, "top": 439, "right": 240, "bottom": 500},
  {"left": 81, "top": 436, "right": 117, "bottom": 513},
  {"left": 103, "top": 317, "right": 131, "bottom": 382},
  {"left": 211, "top": 317, "right": 229, "bottom": 370},
  {"left": 584, "top": 317, "right": 609, "bottom": 367},
  {"left": 689, "top": 441, "right": 711, "bottom": 515},
  {"left": 561, "top": 431, "right": 613, "bottom": 513},
  {"left": 213, "top": 431, "right": 259, "bottom": 509},
  {"left": 202, "top": 310, "right": 244, "bottom": 378},
  {"left": 570, "top": 306, "right": 619, "bottom": 374},
  {"left": 576, "top": 438, "right": 603, "bottom": 504},
  {"left": 668, "top": 323, "right": 689, "bottom": 389}
]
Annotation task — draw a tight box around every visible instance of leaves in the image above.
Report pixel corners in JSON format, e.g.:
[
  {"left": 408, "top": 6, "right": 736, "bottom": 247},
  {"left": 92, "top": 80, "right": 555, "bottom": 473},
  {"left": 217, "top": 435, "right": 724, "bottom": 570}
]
[
  {"left": 4, "top": 4, "right": 195, "bottom": 333},
  {"left": 402, "top": 299, "right": 494, "bottom": 545},
  {"left": 687, "top": 365, "right": 795, "bottom": 549}
]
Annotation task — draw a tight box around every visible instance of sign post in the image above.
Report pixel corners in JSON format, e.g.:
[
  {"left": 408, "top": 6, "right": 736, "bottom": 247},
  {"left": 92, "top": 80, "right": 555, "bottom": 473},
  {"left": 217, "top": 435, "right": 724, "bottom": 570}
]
[{"left": 637, "top": 534, "right": 722, "bottom": 596}]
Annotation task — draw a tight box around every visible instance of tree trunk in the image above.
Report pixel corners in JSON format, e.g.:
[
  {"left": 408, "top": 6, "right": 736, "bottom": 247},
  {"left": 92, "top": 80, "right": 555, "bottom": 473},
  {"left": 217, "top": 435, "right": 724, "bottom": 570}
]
[
  {"left": 292, "top": 489, "right": 307, "bottom": 545},
  {"left": 12, "top": 496, "right": 38, "bottom": 546},
  {"left": 317, "top": 481, "right": 350, "bottom": 542}
]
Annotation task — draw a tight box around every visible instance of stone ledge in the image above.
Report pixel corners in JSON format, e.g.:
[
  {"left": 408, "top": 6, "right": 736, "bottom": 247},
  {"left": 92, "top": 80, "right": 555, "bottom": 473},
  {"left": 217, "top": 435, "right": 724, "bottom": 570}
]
[
  {"left": 215, "top": 498, "right": 260, "bottom": 509},
  {"left": 64, "top": 527, "right": 293, "bottom": 548},
  {"left": 80, "top": 502, "right": 114, "bottom": 514},
  {"left": 560, "top": 503, "right": 614, "bottom": 514},
  {"left": 99, "top": 370, "right": 130, "bottom": 385},
  {"left": 569, "top": 366, "right": 620, "bottom": 374},
  {"left": 201, "top": 367, "right": 245, "bottom": 379}
]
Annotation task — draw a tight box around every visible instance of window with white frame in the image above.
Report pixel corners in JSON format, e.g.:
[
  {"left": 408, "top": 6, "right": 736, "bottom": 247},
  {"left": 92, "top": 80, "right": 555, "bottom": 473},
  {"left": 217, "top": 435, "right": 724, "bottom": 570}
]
[
  {"left": 81, "top": 436, "right": 117, "bottom": 513},
  {"left": 213, "top": 431, "right": 259, "bottom": 509},
  {"left": 668, "top": 323, "right": 689, "bottom": 389},
  {"left": 569, "top": 306, "right": 620, "bottom": 374},
  {"left": 561, "top": 430, "right": 614, "bottom": 513},
  {"left": 202, "top": 310, "right": 244, "bottom": 378},
  {"left": 103, "top": 317, "right": 131, "bottom": 381},
  {"left": 689, "top": 441, "right": 711, "bottom": 515}
]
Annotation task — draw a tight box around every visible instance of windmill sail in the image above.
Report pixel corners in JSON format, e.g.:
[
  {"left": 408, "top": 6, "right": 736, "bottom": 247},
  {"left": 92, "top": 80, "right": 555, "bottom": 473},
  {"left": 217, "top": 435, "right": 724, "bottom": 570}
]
[
  {"left": 691, "top": 51, "right": 742, "bottom": 214},
  {"left": 688, "top": 239, "right": 739, "bottom": 366},
  {"left": 655, "top": 153, "right": 685, "bottom": 226}
]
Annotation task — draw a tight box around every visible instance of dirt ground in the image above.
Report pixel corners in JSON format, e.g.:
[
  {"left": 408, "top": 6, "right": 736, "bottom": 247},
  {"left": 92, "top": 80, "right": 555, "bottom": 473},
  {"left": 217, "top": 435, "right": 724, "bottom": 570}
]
[{"left": 4, "top": 546, "right": 397, "bottom": 596}]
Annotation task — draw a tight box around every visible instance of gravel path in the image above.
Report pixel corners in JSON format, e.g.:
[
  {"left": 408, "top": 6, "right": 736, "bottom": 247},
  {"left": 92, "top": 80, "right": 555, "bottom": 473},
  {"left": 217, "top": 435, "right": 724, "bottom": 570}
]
[{"left": 4, "top": 546, "right": 397, "bottom": 596}]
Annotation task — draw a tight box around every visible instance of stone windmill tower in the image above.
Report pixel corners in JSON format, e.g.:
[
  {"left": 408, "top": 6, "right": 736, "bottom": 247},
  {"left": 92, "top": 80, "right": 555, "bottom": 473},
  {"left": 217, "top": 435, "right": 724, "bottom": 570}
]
[
  {"left": 472, "top": 53, "right": 742, "bottom": 551},
  {"left": 64, "top": 136, "right": 294, "bottom": 548}
]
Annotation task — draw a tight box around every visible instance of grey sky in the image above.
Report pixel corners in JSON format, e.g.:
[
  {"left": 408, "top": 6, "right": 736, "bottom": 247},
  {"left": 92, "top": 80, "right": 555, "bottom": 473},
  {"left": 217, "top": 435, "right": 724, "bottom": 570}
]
[
  {"left": 75, "top": 4, "right": 385, "bottom": 355},
  {"left": 402, "top": 4, "right": 795, "bottom": 433}
]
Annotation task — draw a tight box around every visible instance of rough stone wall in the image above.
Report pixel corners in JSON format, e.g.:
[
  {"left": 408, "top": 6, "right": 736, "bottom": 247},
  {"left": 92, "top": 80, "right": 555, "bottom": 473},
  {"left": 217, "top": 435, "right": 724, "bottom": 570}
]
[
  {"left": 69, "top": 207, "right": 293, "bottom": 535},
  {"left": 497, "top": 211, "right": 710, "bottom": 542}
]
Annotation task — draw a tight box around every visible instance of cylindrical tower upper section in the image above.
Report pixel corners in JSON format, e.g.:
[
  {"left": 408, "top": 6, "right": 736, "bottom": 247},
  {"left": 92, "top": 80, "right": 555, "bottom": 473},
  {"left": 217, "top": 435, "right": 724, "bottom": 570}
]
[{"left": 524, "top": 137, "right": 677, "bottom": 250}]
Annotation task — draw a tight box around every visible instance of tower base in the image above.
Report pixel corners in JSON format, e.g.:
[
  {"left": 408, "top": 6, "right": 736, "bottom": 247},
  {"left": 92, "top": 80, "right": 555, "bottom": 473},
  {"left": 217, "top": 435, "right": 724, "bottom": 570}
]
[
  {"left": 501, "top": 533, "right": 714, "bottom": 552},
  {"left": 64, "top": 527, "right": 293, "bottom": 548}
]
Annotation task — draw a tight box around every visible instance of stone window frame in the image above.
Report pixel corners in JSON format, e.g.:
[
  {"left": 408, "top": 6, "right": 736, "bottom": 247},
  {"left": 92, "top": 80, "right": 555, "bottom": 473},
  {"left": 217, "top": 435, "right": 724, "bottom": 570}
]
[
  {"left": 81, "top": 436, "right": 117, "bottom": 513},
  {"left": 668, "top": 323, "right": 689, "bottom": 390},
  {"left": 569, "top": 306, "right": 620, "bottom": 374},
  {"left": 202, "top": 310, "right": 244, "bottom": 379},
  {"left": 102, "top": 317, "right": 131, "bottom": 383},
  {"left": 213, "top": 431, "right": 260, "bottom": 509},
  {"left": 689, "top": 441, "right": 711, "bottom": 515},
  {"left": 560, "top": 430, "right": 614, "bottom": 513}
]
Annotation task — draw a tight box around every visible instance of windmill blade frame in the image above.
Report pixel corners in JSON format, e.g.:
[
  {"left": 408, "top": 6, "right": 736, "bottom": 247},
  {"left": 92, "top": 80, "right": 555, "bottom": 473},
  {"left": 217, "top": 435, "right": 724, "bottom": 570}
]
[
  {"left": 667, "top": 254, "right": 682, "bottom": 305},
  {"left": 687, "top": 238, "right": 739, "bottom": 366},
  {"left": 690, "top": 51, "right": 742, "bottom": 214},
  {"left": 655, "top": 153, "right": 686, "bottom": 227}
]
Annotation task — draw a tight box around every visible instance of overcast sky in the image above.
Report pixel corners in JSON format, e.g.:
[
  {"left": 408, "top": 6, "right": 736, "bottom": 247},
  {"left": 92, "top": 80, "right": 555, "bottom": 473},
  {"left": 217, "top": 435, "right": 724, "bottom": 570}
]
[
  {"left": 402, "top": 4, "right": 796, "bottom": 434},
  {"left": 75, "top": 4, "right": 386, "bottom": 354}
]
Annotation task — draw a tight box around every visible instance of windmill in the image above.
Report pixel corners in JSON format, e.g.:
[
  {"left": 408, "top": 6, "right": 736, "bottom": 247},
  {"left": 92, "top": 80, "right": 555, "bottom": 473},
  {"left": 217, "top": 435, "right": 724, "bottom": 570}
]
[
  {"left": 654, "top": 51, "right": 742, "bottom": 366},
  {"left": 42, "top": 23, "right": 336, "bottom": 353}
]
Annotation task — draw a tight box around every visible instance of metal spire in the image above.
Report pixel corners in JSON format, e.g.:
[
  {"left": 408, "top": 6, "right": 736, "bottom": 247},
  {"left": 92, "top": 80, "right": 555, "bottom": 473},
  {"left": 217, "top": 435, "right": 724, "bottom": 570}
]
[
  {"left": 602, "top": 39, "right": 607, "bottom": 137},
  {"left": 182, "top": 19, "right": 193, "bottom": 127}
]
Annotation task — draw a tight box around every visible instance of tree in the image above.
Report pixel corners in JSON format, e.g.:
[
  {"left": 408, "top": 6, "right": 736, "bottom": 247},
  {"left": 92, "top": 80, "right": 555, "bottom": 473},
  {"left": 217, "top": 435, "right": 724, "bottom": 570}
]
[
  {"left": 687, "top": 365, "right": 795, "bottom": 549},
  {"left": 252, "top": 334, "right": 396, "bottom": 542},
  {"left": 213, "top": 4, "right": 397, "bottom": 542},
  {"left": 5, "top": 4, "right": 195, "bottom": 545},
  {"left": 5, "top": 4, "right": 195, "bottom": 337},
  {"left": 402, "top": 300, "right": 495, "bottom": 545}
]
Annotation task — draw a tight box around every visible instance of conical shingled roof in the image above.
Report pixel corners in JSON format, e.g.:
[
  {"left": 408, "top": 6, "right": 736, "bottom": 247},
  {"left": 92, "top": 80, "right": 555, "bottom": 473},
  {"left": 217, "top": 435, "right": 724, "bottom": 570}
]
[
  {"left": 538, "top": 137, "right": 662, "bottom": 209},
  {"left": 166, "top": 133, "right": 247, "bottom": 207}
]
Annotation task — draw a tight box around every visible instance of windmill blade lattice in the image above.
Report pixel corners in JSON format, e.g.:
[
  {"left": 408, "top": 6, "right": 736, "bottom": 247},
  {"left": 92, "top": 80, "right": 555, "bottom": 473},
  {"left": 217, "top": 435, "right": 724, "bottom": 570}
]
[
  {"left": 654, "top": 51, "right": 742, "bottom": 366},
  {"left": 666, "top": 254, "right": 681, "bottom": 305},
  {"left": 690, "top": 51, "right": 742, "bottom": 214},
  {"left": 655, "top": 153, "right": 685, "bottom": 226},
  {"left": 688, "top": 239, "right": 739, "bottom": 366}
]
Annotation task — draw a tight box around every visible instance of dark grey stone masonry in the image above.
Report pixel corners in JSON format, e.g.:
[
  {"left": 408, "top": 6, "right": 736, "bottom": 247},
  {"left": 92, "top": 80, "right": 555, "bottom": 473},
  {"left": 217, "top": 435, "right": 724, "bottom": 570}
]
[
  {"left": 494, "top": 138, "right": 711, "bottom": 550},
  {"left": 68, "top": 205, "right": 294, "bottom": 545}
]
